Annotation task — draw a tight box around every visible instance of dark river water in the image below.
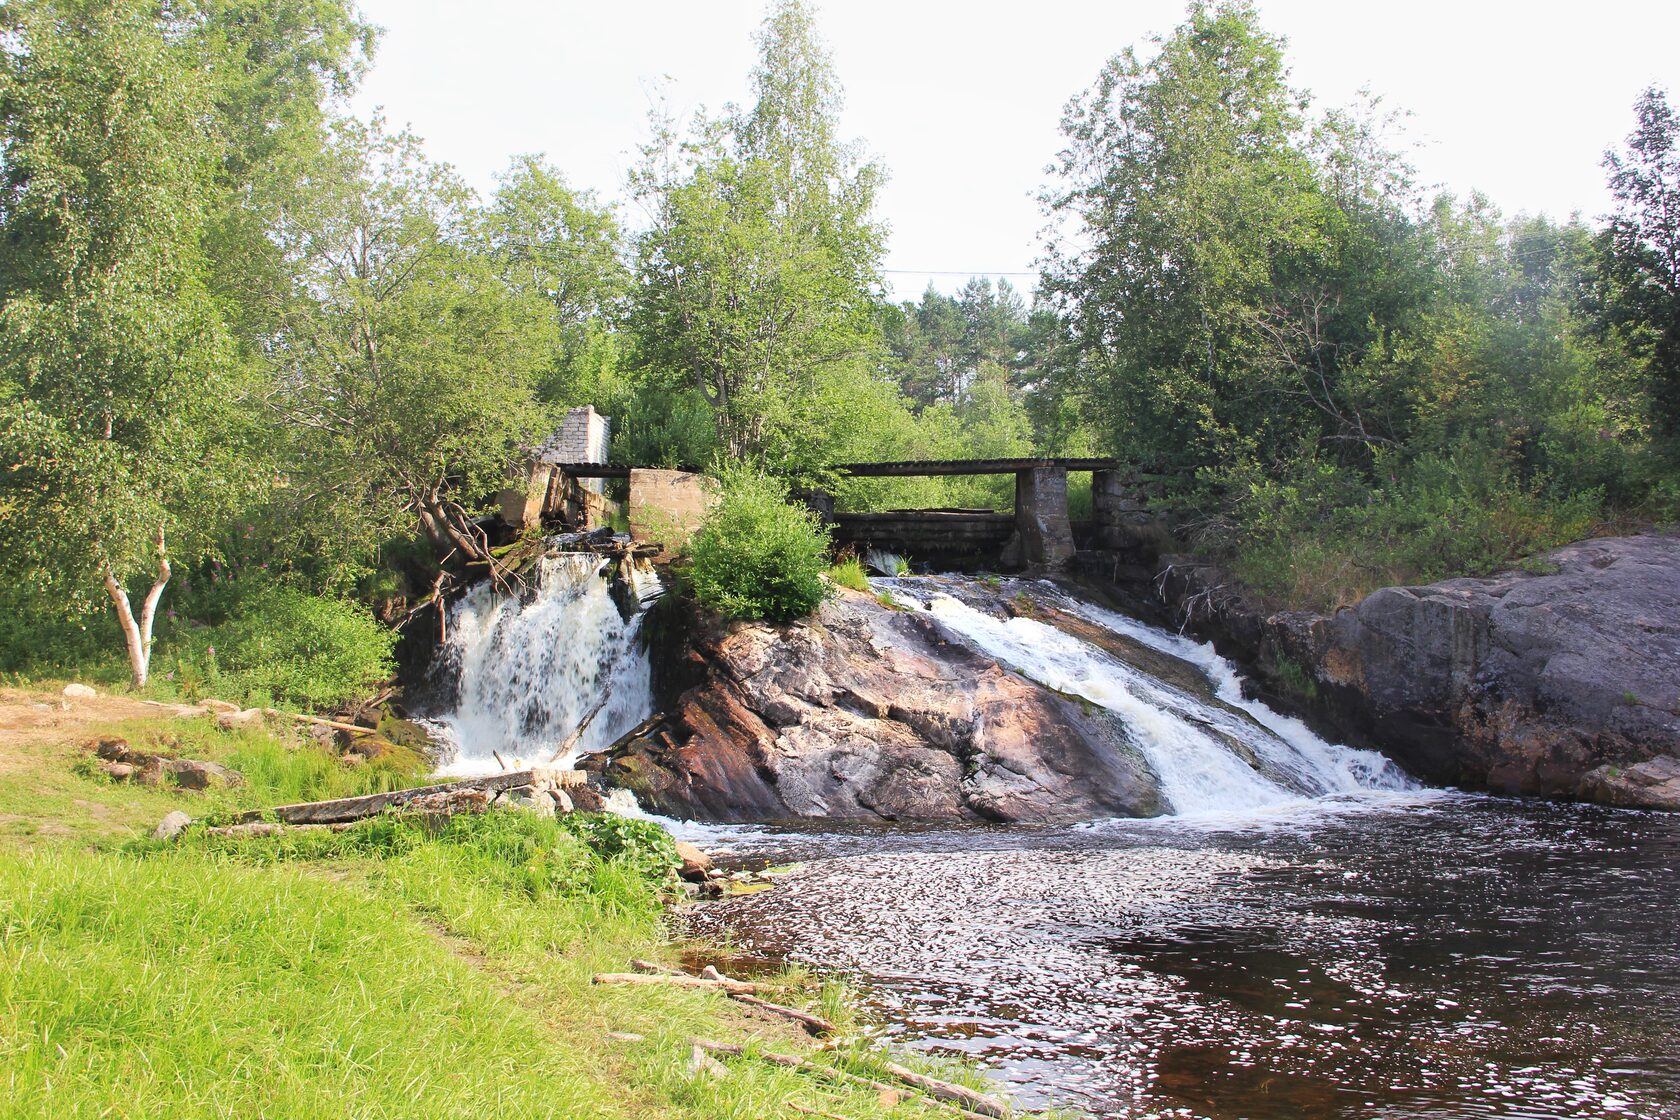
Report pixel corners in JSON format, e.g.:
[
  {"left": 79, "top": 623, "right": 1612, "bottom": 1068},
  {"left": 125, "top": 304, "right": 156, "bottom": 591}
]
[{"left": 686, "top": 793, "right": 1680, "bottom": 1119}]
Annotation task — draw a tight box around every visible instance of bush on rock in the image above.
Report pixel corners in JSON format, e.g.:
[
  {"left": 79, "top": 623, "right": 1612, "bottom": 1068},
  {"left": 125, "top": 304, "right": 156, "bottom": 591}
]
[{"left": 684, "top": 469, "right": 831, "bottom": 623}]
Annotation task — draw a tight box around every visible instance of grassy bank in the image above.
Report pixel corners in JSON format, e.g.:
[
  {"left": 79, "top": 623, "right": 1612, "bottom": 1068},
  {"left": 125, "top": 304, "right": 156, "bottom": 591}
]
[{"left": 0, "top": 691, "right": 1010, "bottom": 1120}]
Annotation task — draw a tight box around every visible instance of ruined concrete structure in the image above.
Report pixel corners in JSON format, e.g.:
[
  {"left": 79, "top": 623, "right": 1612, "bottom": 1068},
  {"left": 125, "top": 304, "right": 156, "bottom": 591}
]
[
  {"left": 501, "top": 441, "right": 1165, "bottom": 576},
  {"left": 537, "top": 407, "right": 612, "bottom": 494},
  {"left": 626, "top": 468, "right": 720, "bottom": 561},
  {"left": 823, "top": 458, "right": 1160, "bottom": 572},
  {"left": 499, "top": 407, "right": 616, "bottom": 531}
]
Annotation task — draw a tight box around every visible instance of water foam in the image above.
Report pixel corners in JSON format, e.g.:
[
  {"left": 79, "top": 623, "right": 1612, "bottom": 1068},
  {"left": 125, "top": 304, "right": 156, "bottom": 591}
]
[
  {"left": 427, "top": 553, "right": 657, "bottom": 776},
  {"left": 876, "top": 578, "right": 1411, "bottom": 816}
]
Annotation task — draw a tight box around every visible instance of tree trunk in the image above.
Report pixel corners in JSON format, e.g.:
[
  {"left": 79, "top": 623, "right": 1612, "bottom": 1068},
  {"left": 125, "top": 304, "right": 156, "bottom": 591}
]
[{"left": 102, "top": 526, "right": 172, "bottom": 690}]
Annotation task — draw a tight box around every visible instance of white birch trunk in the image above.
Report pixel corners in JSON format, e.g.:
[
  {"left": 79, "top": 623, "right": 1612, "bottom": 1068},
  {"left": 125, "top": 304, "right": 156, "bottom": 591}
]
[{"left": 101, "top": 527, "right": 172, "bottom": 690}]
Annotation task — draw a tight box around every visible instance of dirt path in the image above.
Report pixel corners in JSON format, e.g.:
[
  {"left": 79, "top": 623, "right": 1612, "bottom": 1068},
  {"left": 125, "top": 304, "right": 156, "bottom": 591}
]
[{"left": 0, "top": 687, "right": 210, "bottom": 773}]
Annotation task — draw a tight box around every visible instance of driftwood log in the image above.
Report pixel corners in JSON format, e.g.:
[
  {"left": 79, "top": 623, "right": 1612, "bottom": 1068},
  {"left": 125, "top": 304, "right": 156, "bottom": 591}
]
[
  {"left": 236, "top": 768, "right": 585, "bottom": 825},
  {"left": 692, "top": 1041, "right": 1005, "bottom": 1120},
  {"left": 623, "top": 960, "right": 839, "bottom": 1036},
  {"left": 591, "top": 972, "right": 762, "bottom": 995}
]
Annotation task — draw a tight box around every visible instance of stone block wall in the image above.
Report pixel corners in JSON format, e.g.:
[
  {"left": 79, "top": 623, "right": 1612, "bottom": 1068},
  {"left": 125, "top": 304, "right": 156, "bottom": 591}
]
[
  {"left": 1007, "top": 465, "right": 1075, "bottom": 570},
  {"left": 627, "top": 469, "right": 719, "bottom": 561},
  {"left": 538, "top": 406, "right": 611, "bottom": 494}
]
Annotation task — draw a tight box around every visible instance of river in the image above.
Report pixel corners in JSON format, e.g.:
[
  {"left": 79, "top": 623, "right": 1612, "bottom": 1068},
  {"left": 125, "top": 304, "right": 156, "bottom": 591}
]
[
  {"left": 679, "top": 574, "right": 1680, "bottom": 1119},
  {"left": 423, "top": 557, "right": 1680, "bottom": 1117},
  {"left": 688, "top": 796, "right": 1680, "bottom": 1119}
]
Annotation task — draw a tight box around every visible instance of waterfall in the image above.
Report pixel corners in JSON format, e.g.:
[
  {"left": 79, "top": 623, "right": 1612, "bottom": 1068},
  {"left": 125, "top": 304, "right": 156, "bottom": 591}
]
[
  {"left": 426, "top": 553, "right": 659, "bottom": 776},
  {"left": 877, "top": 578, "right": 1412, "bottom": 816}
]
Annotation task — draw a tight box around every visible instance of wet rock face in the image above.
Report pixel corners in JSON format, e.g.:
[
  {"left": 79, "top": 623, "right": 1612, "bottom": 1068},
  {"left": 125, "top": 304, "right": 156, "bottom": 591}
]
[
  {"left": 585, "top": 588, "right": 1160, "bottom": 823},
  {"left": 1165, "top": 534, "right": 1680, "bottom": 809}
]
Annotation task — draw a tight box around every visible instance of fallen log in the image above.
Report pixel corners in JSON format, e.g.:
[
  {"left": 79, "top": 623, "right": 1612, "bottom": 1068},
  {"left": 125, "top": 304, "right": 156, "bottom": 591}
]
[
  {"left": 592, "top": 972, "right": 761, "bottom": 995},
  {"left": 235, "top": 768, "right": 585, "bottom": 825},
  {"left": 546, "top": 694, "right": 612, "bottom": 764},
  {"left": 878, "top": 1060, "right": 1008, "bottom": 1118},
  {"left": 728, "top": 993, "right": 838, "bottom": 1036},
  {"left": 692, "top": 1041, "right": 1002, "bottom": 1120},
  {"left": 625, "top": 961, "right": 837, "bottom": 1035}
]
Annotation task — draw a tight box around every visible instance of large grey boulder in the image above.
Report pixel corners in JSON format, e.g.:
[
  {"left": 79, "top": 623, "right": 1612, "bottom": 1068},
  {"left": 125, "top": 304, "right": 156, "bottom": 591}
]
[
  {"left": 1277, "top": 535, "right": 1680, "bottom": 806},
  {"left": 585, "top": 588, "right": 1161, "bottom": 823}
]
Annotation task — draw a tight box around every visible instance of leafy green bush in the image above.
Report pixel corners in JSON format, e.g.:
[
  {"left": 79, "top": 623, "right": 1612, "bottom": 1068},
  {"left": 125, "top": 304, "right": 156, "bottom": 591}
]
[
  {"left": 684, "top": 468, "right": 831, "bottom": 622},
  {"left": 177, "top": 588, "right": 396, "bottom": 710}
]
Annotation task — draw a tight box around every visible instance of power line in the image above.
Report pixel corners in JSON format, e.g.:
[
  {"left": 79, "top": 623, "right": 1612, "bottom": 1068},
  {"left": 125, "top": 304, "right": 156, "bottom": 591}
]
[{"left": 883, "top": 268, "right": 1039, "bottom": 277}]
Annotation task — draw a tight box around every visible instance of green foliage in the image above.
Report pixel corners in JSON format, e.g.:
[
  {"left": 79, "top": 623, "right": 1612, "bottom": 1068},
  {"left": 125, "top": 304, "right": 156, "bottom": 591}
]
[
  {"left": 1036, "top": 2, "right": 1679, "bottom": 606},
  {"left": 553, "top": 812, "right": 681, "bottom": 883},
  {"left": 1601, "top": 86, "right": 1680, "bottom": 441},
  {"left": 627, "top": 0, "right": 890, "bottom": 484},
  {"left": 1228, "top": 447, "right": 1603, "bottom": 610},
  {"left": 1270, "top": 656, "right": 1320, "bottom": 702},
  {"left": 165, "top": 588, "right": 396, "bottom": 710},
  {"left": 684, "top": 470, "right": 832, "bottom": 623},
  {"left": 826, "top": 558, "right": 872, "bottom": 591},
  {"left": 260, "top": 116, "right": 555, "bottom": 575},
  {"left": 0, "top": 0, "right": 249, "bottom": 652}
]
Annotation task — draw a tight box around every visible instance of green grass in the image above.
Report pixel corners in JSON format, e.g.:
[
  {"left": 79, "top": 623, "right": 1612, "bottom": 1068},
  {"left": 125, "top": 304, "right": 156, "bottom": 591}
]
[
  {"left": 825, "top": 557, "right": 871, "bottom": 592},
  {"left": 0, "top": 699, "right": 1024, "bottom": 1120},
  {"left": 1, "top": 715, "right": 431, "bottom": 846}
]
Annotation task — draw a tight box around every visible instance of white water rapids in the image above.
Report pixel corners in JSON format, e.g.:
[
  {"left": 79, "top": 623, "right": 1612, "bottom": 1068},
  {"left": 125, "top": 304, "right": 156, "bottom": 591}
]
[
  {"left": 424, "top": 560, "right": 1407, "bottom": 815},
  {"left": 426, "top": 553, "right": 659, "bottom": 776},
  {"left": 875, "top": 577, "right": 1412, "bottom": 815}
]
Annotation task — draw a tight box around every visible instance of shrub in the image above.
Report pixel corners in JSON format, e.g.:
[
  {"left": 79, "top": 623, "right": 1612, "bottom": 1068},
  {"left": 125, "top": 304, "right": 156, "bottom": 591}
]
[
  {"left": 1228, "top": 445, "right": 1605, "bottom": 611},
  {"left": 182, "top": 588, "right": 397, "bottom": 710},
  {"left": 684, "top": 468, "right": 831, "bottom": 622}
]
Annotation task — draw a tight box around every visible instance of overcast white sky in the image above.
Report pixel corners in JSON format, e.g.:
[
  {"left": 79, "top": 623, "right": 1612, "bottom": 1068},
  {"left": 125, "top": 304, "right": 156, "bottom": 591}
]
[{"left": 351, "top": 1, "right": 1680, "bottom": 299}]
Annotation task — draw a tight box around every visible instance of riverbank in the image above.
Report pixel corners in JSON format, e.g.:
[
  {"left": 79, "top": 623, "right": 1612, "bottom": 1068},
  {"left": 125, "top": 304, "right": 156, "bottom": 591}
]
[
  {"left": 0, "top": 688, "right": 1012, "bottom": 1120},
  {"left": 1077, "top": 532, "right": 1680, "bottom": 810}
]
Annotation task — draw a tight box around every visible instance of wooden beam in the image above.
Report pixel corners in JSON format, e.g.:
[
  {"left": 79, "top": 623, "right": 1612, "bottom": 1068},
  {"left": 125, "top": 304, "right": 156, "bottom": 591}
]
[
  {"left": 833, "top": 457, "right": 1119, "bottom": 477},
  {"left": 236, "top": 768, "right": 586, "bottom": 825},
  {"left": 547, "top": 463, "right": 631, "bottom": 478}
]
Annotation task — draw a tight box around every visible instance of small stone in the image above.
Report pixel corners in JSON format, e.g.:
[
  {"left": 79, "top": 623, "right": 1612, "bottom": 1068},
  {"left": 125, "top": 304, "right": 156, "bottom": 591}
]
[
  {"left": 339, "top": 752, "right": 365, "bottom": 767},
  {"left": 215, "top": 708, "right": 265, "bottom": 731},
  {"left": 92, "top": 736, "right": 131, "bottom": 762},
  {"left": 607, "top": 1031, "right": 645, "bottom": 1043},
  {"left": 62, "top": 683, "right": 97, "bottom": 701},
  {"left": 153, "top": 810, "right": 192, "bottom": 841},
  {"left": 569, "top": 785, "right": 607, "bottom": 812},
  {"left": 551, "top": 789, "right": 574, "bottom": 813},
  {"left": 345, "top": 735, "right": 399, "bottom": 760},
  {"left": 99, "top": 761, "right": 137, "bottom": 782},
  {"left": 674, "top": 840, "right": 713, "bottom": 882},
  {"left": 687, "top": 1045, "right": 729, "bottom": 1080},
  {"left": 501, "top": 786, "right": 554, "bottom": 817},
  {"left": 160, "top": 758, "right": 245, "bottom": 791},
  {"left": 199, "top": 699, "right": 240, "bottom": 714}
]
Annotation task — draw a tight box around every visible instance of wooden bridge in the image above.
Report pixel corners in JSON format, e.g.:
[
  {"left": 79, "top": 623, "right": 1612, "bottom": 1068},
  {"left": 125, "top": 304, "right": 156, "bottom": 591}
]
[
  {"left": 825, "top": 458, "right": 1152, "bottom": 570},
  {"left": 526, "top": 455, "right": 1160, "bottom": 572}
]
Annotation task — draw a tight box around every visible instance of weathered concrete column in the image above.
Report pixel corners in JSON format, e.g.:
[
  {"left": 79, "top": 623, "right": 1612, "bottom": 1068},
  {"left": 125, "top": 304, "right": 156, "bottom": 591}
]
[
  {"left": 496, "top": 462, "right": 554, "bottom": 531},
  {"left": 627, "top": 469, "right": 720, "bottom": 562},
  {"left": 1091, "top": 468, "right": 1144, "bottom": 549},
  {"left": 1010, "top": 465, "right": 1075, "bottom": 570}
]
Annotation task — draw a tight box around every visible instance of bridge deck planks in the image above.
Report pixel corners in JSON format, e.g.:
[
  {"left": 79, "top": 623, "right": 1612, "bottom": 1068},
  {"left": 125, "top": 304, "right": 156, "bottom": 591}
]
[{"left": 833, "top": 457, "right": 1119, "bottom": 477}]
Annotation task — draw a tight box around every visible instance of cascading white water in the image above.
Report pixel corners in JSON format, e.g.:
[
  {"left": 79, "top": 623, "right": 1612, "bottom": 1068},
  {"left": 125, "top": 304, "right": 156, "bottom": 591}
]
[
  {"left": 876, "top": 577, "right": 1411, "bottom": 816},
  {"left": 427, "top": 553, "right": 658, "bottom": 776}
]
